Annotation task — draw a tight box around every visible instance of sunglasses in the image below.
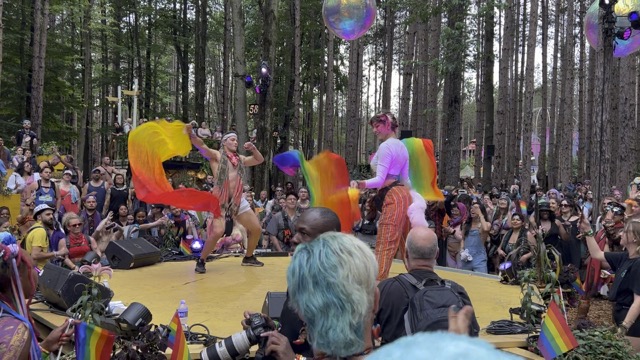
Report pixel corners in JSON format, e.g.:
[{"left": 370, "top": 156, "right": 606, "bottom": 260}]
[
  {"left": 604, "top": 205, "right": 625, "bottom": 215},
  {"left": 69, "top": 223, "right": 83, "bottom": 228}
]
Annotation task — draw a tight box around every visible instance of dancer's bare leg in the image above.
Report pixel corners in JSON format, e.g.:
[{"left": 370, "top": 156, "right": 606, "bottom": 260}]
[
  {"left": 195, "top": 217, "right": 224, "bottom": 273},
  {"left": 236, "top": 210, "right": 263, "bottom": 266}
]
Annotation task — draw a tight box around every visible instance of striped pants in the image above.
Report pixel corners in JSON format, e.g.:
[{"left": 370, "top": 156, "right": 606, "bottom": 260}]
[{"left": 375, "top": 185, "right": 412, "bottom": 280}]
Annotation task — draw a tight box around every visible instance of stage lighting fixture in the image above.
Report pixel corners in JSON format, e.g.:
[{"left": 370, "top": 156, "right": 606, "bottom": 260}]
[
  {"left": 260, "top": 61, "right": 270, "bottom": 77},
  {"left": 190, "top": 238, "right": 203, "bottom": 256},
  {"left": 630, "top": 11, "right": 640, "bottom": 30},
  {"left": 616, "top": 27, "right": 632, "bottom": 40},
  {"left": 599, "top": 0, "right": 617, "bottom": 9},
  {"left": 245, "top": 75, "right": 254, "bottom": 89}
]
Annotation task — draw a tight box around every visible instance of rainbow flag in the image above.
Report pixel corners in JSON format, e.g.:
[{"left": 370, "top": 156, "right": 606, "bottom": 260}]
[
  {"left": 572, "top": 277, "right": 585, "bottom": 296},
  {"left": 74, "top": 322, "right": 115, "bottom": 360},
  {"left": 537, "top": 301, "right": 579, "bottom": 360},
  {"left": 519, "top": 200, "right": 528, "bottom": 216},
  {"left": 180, "top": 239, "right": 192, "bottom": 256},
  {"left": 401, "top": 138, "right": 444, "bottom": 201},
  {"left": 273, "top": 150, "right": 360, "bottom": 233},
  {"left": 167, "top": 311, "right": 191, "bottom": 360}
]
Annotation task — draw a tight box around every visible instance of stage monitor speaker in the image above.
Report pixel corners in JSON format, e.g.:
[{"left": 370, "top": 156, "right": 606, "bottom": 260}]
[
  {"left": 38, "top": 263, "right": 113, "bottom": 311},
  {"left": 261, "top": 292, "right": 287, "bottom": 321},
  {"left": 105, "top": 238, "right": 161, "bottom": 269},
  {"left": 486, "top": 145, "right": 495, "bottom": 157},
  {"left": 399, "top": 130, "right": 413, "bottom": 140}
]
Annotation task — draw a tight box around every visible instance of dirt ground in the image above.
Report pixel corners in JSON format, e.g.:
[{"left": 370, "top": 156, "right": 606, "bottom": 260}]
[{"left": 566, "top": 296, "right": 614, "bottom": 328}]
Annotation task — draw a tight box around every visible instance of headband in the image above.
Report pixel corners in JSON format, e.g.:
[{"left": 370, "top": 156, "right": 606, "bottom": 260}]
[{"left": 221, "top": 132, "right": 238, "bottom": 143}]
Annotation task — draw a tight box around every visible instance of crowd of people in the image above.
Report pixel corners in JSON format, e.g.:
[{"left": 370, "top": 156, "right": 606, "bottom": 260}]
[{"left": 2, "top": 112, "right": 640, "bottom": 358}]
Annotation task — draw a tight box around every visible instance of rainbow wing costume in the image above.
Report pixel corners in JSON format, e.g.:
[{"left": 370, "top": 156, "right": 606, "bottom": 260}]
[
  {"left": 401, "top": 138, "right": 444, "bottom": 201},
  {"left": 273, "top": 150, "right": 360, "bottom": 233},
  {"left": 128, "top": 120, "right": 221, "bottom": 216}
]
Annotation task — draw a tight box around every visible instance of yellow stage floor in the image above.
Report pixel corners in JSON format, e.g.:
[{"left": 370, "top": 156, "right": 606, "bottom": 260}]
[{"left": 32, "top": 256, "right": 540, "bottom": 359}]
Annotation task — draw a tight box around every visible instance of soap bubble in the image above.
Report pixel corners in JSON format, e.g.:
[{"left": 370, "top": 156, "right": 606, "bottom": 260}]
[{"left": 323, "top": 0, "right": 377, "bottom": 41}]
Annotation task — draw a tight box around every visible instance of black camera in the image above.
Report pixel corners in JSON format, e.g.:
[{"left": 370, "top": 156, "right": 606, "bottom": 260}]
[{"left": 200, "top": 313, "right": 272, "bottom": 360}]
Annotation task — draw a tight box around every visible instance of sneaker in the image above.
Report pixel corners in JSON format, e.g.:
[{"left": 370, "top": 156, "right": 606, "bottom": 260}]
[
  {"left": 241, "top": 255, "right": 264, "bottom": 267},
  {"left": 195, "top": 258, "right": 206, "bottom": 273}
]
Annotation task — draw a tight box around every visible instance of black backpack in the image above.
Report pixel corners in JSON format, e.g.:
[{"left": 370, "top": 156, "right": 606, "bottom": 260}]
[{"left": 396, "top": 273, "right": 479, "bottom": 337}]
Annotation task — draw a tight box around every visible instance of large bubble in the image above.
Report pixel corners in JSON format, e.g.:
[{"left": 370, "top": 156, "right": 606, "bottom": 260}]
[
  {"left": 322, "top": 0, "right": 377, "bottom": 41},
  {"left": 585, "top": 0, "right": 640, "bottom": 57}
]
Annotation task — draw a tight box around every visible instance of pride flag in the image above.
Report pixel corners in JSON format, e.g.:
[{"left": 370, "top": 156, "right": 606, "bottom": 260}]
[
  {"left": 401, "top": 138, "right": 444, "bottom": 201},
  {"left": 128, "top": 120, "right": 221, "bottom": 217},
  {"left": 572, "top": 276, "right": 585, "bottom": 296},
  {"left": 167, "top": 311, "right": 191, "bottom": 360},
  {"left": 537, "top": 301, "right": 579, "bottom": 360},
  {"left": 273, "top": 150, "right": 360, "bottom": 233},
  {"left": 180, "top": 239, "right": 192, "bottom": 256},
  {"left": 74, "top": 322, "right": 115, "bottom": 360}
]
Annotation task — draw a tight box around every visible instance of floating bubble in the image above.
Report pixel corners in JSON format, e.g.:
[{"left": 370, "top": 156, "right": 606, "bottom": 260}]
[
  {"left": 322, "top": 0, "right": 377, "bottom": 41},
  {"left": 585, "top": 0, "right": 640, "bottom": 57}
]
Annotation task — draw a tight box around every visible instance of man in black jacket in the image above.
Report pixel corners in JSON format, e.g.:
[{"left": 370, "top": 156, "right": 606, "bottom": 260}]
[{"left": 376, "top": 226, "right": 479, "bottom": 345}]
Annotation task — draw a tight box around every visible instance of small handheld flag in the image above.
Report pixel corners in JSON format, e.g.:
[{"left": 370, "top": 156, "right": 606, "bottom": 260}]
[
  {"left": 168, "top": 311, "right": 191, "bottom": 360},
  {"left": 572, "top": 276, "right": 585, "bottom": 296},
  {"left": 537, "top": 301, "right": 579, "bottom": 360},
  {"left": 74, "top": 322, "right": 115, "bottom": 360}
]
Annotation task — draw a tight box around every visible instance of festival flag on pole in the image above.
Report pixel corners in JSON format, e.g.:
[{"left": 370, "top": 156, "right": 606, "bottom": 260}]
[
  {"left": 537, "top": 301, "right": 579, "bottom": 360},
  {"left": 572, "top": 276, "right": 586, "bottom": 296},
  {"left": 74, "top": 321, "right": 116, "bottom": 360},
  {"left": 167, "top": 311, "right": 191, "bottom": 360}
]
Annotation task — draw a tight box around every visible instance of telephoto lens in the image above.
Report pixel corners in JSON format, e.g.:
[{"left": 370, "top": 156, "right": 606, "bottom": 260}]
[{"left": 200, "top": 313, "right": 271, "bottom": 360}]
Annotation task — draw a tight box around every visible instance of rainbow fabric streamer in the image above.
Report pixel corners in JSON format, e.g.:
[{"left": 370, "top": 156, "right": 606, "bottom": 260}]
[
  {"left": 168, "top": 311, "right": 191, "bottom": 360},
  {"left": 128, "top": 120, "right": 220, "bottom": 217},
  {"left": 273, "top": 150, "right": 360, "bottom": 233},
  {"left": 401, "top": 138, "right": 444, "bottom": 201},
  {"left": 537, "top": 301, "right": 579, "bottom": 360},
  {"left": 572, "top": 277, "right": 586, "bottom": 296},
  {"left": 74, "top": 322, "right": 115, "bottom": 360},
  {"left": 519, "top": 200, "right": 528, "bottom": 216},
  {"left": 180, "top": 239, "right": 192, "bottom": 256}
]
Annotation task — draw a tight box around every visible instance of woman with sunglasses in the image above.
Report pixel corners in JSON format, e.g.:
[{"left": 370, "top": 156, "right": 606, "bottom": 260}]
[
  {"left": 559, "top": 198, "right": 582, "bottom": 268},
  {"left": 581, "top": 216, "right": 640, "bottom": 351},
  {"left": 59, "top": 213, "right": 101, "bottom": 271}
]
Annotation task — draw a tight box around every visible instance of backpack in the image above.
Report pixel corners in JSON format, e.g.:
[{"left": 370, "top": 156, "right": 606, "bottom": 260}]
[{"left": 396, "top": 273, "right": 479, "bottom": 337}]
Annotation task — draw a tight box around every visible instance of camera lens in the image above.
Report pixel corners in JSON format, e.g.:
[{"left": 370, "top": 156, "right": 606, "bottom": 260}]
[{"left": 200, "top": 329, "right": 256, "bottom": 360}]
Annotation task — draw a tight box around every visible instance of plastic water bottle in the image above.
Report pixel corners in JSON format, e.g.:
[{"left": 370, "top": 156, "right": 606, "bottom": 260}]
[{"left": 177, "top": 300, "right": 189, "bottom": 330}]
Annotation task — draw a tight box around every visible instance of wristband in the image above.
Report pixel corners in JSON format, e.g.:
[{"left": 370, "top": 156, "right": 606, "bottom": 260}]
[{"left": 582, "top": 230, "right": 594, "bottom": 237}]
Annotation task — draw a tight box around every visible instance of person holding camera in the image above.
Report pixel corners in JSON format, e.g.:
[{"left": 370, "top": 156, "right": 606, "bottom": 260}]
[{"left": 265, "top": 191, "right": 300, "bottom": 253}]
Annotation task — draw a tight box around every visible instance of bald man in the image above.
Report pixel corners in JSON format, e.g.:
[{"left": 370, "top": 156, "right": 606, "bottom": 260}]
[
  {"left": 375, "top": 226, "right": 479, "bottom": 344},
  {"left": 242, "top": 207, "right": 341, "bottom": 359}
]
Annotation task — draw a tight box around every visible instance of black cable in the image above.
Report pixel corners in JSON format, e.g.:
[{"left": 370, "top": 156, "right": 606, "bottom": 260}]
[
  {"left": 184, "top": 323, "right": 220, "bottom": 347},
  {"left": 485, "top": 320, "right": 535, "bottom": 335}
]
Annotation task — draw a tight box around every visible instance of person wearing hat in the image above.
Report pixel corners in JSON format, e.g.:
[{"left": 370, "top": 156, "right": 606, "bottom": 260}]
[
  {"left": 82, "top": 167, "right": 110, "bottom": 213},
  {"left": 58, "top": 169, "right": 81, "bottom": 215},
  {"left": 185, "top": 124, "right": 266, "bottom": 272},
  {"left": 14, "top": 119, "right": 38, "bottom": 153},
  {"left": 530, "top": 201, "right": 569, "bottom": 251},
  {"left": 25, "top": 204, "right": 67, "bottom": 270}
]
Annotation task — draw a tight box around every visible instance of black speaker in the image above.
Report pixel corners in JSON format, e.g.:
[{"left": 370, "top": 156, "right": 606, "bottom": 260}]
[
  {"left": 38, "top": 263, "right": 114, "bottom": 311},
  {"left": 105, "top": 238, "right": 161, "bottom": 269},
  {"left": 399, "top": 130, "right": 413, "bottom": 140},
  {"left": 261, "top": 292, "right": 287, "bottom": 321}
]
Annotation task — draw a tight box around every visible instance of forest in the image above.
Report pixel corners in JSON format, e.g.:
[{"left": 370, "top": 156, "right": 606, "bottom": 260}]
[{"left": 0, "top": 0, "right": 636, "bottom": 202}]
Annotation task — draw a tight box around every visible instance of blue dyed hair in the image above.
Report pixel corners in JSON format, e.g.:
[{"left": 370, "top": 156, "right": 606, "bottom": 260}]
[
  {"left": 368, "top": 332, "right": 519, "bottom": 360},
  {"left": 287, "top": 232, "right": 377, "bottom": 357}
]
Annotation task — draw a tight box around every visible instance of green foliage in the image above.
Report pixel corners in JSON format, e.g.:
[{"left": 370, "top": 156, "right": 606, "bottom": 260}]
[
  {"left": 68, "top": 282, "right": 108, "bottom": 325},
  {"left": 557, "top": 327, "right": 640, "bottom": 360}
]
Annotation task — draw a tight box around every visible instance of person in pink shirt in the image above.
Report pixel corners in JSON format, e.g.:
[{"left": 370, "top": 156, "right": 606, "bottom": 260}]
[{"left": 352, "top": 112, "right": 412, "bottom": 280}]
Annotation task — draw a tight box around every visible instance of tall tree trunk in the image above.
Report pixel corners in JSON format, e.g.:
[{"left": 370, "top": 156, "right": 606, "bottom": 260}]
[
  {"left": 480, "top": 0, "right": 495, "bottom": 188},
  {"left": 79, "top": 0, "right": 94, "bottom": 175},
  {"left": 231, "top": 0, "right": 247, "bottom": 144},
  {"left": 345, "top": 39, "right": 362, "bottom": 168},
  {"left": 29, "top": 0, "right": 49, "bottom": 139},
  {"left": 494, "top": 0, "right": 514, "bottom": 186},
  {"left": 0, "top": 0, "right": 4, "bottom": 97},
  {"left": 415, "top": 22, "right": 428, "bottom": 138},
  {"left": 538, "top": 0, "right": 549, "bottom": 187},
  {"left": 521, "top": 0, "right": 539, "bottom": 201},
  {"left": 221, "top": 0, "right": 231, "bottom": 130},
  {"left": 194, "top": 0, "right": 207, "bottom": 124},
  {"left": 585, "top": 48, "right": 595, "bottom": 179},
  {"left": 577, "top": 0, "right": 586, "bottom": 179},
  {"left": 381, "top": 4, "right": 395, "bottom": 110},
  {"left": 323, "top": 32, "right": 335, "bottom": 150},
  {"left": 617, "top": 56, "right": 636, "bottom": 189},
  {"left": 291, "top": 0, "right": 301, "bottom": 150},
  {"left": 399, "top": 22, "right": 416, "bottom": 130},
  {"left": 180, "top": 0, "right": 189, "bottom": 121},
  {"left": 558, "top": 0, "right": 574, "bottom": 185},
  {"left": 143, "top": 0, "right": 154, "bottom": 119},
  {"left": 548, "top": 0, "right": 561, "bottom": 188},
  {"left": 426, "top": 2, "right": 441, "bottom": 140},
  {"left": 440, "top": 0, "right": 468, "bottom": 186}
]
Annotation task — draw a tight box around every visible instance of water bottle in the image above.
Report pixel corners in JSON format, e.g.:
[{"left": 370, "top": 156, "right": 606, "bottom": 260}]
[{"left": 177, "top": 300, "right": 189, "bottom": 330}]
